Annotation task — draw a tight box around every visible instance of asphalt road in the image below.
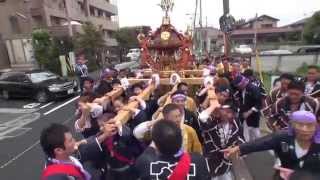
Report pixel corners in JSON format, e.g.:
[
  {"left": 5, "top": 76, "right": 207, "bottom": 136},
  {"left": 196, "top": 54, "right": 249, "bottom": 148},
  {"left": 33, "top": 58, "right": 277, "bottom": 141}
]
[{"left": 0, "top": 96, "right": 275, "bottom": 180}]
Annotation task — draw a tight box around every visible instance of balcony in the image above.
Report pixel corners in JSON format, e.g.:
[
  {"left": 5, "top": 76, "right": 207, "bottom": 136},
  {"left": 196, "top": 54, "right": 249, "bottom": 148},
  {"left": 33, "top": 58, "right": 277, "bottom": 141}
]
[
  {"left": 89, "top": 17, "right": 119, "bottom": 31},
  {"left": 48, "top": 25, "right": 83, "bottom": 37},
  {"left": 89, "top": 0, "right": 118, "bottom": 15},
  {"left": 30, "top": 8, "right": 42, "bottom": 16},
  {"left": 43, "top": 6, "right": 67, "bottom": 19}
]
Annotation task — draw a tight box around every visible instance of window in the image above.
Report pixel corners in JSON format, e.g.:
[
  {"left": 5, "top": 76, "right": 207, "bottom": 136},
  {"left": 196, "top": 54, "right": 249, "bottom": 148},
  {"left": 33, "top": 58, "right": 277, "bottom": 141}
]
[
  {"left": 9, "top": 16, "right": 21, "bottom": 34},
  {"left": 50, "top": 16, "right": 62, "bottom": 26},
  {"left": 98, "top": 10, "right": 103, "bottom": 17},
  {"left": 28, "top": 72, "right": 57, "bottom": 83},
  {"left": 261, "top": 24, "right": 273, "bottom": 28},
  {"left": 78, "top": 2, "right": 84, "bottom": 12},
  {"left": 90, "top": 6, "right": 95, "bottom": 16},
  {"left": 0, "top": 73, "right": 25, "bottom": 82}
]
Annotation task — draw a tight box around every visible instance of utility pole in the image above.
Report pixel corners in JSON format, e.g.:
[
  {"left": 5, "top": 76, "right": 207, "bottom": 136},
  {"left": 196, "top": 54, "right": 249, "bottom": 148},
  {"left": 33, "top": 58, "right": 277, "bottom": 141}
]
[
  {"left": 199, "top": 0, "right": 203, "bottom": 56},
  {"left": 222, "top": 0, "right": 231, "bottom": 56},
  {"left": 193, "top": 0, "right": 198, "bottom": 55},
  {"left": 254, "top": 13, "right": 258, "bottom": 53}
]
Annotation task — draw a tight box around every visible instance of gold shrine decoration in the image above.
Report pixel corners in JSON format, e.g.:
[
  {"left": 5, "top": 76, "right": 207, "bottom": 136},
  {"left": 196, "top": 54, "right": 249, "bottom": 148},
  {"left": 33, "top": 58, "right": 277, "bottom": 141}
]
[
  {"left": 113, "top": 82, "right": 157, "bottom": 125},
  {"left": 161, "top": 31, "right": 171, "bottom": 41},
  {"left": 128, "top": 77, "right": 204, "bottom": 85},
  {"left": 159, "top": 0, "right": 174, "bottom": 17}
]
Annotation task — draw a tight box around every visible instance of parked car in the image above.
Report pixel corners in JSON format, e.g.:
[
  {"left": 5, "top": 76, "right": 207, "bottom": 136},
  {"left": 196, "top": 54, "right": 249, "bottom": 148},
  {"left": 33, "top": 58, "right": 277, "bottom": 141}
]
[
  {"left": 0, "top": 70, "right": 78, "bottom": 103},
  {"left": 260, "top": 50, "right": 293, "bottom": 55},
  {"left": 296, "top": 46, "right": 320, "bottom": 54},
  {"left": 126, "top": 48, "right": 141, "bottom": 61}
]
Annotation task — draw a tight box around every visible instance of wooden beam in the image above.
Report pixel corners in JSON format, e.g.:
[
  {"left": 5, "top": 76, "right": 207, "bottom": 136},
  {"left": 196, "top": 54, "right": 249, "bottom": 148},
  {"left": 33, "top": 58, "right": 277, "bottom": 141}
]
[
  {"left": 92, "top": 87, "right": 124, "bottom": 105},
  {"left": 128, "top": 78, "right": 204, "bottom": 85},
  {"left": 143, "top": 70, "right": 204, "bottom": 77},
  {"left": 106, "top": 87, "right": 124, "bottom": 100},
  {"left": 113, "top": 83, "right": 156, "bottom": 125}
]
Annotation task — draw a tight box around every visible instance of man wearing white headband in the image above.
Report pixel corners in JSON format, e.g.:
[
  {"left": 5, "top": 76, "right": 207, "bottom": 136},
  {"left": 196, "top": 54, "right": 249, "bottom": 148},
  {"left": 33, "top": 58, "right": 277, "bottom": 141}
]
[
  {"left": 171, "top": 90, "right": 202, "bottom": 143},
  {"left": 222, "top": 111, "right": 320, "bottom": 179}
]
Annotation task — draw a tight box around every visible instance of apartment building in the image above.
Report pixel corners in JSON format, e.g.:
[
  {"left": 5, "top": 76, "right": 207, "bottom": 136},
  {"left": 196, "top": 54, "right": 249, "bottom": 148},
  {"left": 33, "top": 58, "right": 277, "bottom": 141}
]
[{"left": 0, "top": 0, "right": 119, "bottom": 69}]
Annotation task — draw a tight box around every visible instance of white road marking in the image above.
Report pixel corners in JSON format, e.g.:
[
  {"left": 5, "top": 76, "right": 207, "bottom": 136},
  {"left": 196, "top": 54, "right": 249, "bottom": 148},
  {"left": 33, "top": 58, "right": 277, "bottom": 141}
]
[
  {"left": 0, "top": 140, "right": 40, "bottom": 169},
  {"left": 0, "top": 115, "right": 75, "bottom": 169},
  {"left": 39, "top": 102, "right": 54, "bottom": 109},
  {"left": 0, "top": 108, "right": 37, "bottom": 114},
  {"left": 0, "top": 113, "right": 41, "bottom": 138},
  {"left": 23, "top": 103, "right": 41, "bottom": 109},
  {"left": 43, "top": 96, "right": 79, "bottom": 116}
]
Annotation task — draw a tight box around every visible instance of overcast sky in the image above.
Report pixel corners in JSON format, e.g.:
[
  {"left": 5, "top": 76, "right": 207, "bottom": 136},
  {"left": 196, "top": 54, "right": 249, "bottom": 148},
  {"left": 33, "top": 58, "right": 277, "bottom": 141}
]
[{"left": 117, "top": 0, "right": 320, "bottom": 31}]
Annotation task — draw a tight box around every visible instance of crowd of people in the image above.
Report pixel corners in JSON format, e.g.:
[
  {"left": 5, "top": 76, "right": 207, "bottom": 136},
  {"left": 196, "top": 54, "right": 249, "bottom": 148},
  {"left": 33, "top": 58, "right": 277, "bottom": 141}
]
[{"left": 40, "top": 56, "right": 320, "bottom": 180}]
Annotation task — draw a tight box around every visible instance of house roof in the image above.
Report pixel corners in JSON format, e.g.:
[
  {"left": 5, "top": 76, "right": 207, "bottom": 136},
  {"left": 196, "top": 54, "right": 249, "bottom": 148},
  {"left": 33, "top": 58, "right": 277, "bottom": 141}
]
[
  {"left": 282, "top": 17, "right": 310, "bottom": 28},
  {"left": 236, "top": 15, "right": 279, "bottom": 27},
  {"left": 231, "top": 27, "right": 303, "bottom": 36}
]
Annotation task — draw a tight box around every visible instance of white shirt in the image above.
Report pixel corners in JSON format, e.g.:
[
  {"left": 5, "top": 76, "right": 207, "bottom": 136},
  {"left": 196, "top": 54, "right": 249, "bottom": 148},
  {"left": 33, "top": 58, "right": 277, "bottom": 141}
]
[
  {"left": 75, "top": 104, "right": 103, "bottom": 132},
  {"left": 305, "top": 82, "right": 314, "bottom": 95},
  {"left": 295, "top": 140, "right": 308, "bottom": 159}
]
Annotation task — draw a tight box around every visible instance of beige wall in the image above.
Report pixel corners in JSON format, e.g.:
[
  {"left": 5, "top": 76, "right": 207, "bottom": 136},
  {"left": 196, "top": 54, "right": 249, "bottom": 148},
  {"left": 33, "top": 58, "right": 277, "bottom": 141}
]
[
  {"left": 90, "top": 0, "right": 118, "bottom": 15},
  {"left": 65, "top": 0, "right": 87, "bottom": 22},
  {"left": 0, "top": 0, "right": 33, "bottom": 39},
  {"left": 251, "top": 54, "right": 320, "bottom": 73},
  {"left": 0, "top": 0, "right": 119, "bottom": 69},
  {"left": 253, "top": 19, "right": 277, "bottom": 29},
  {"left": 89, "top": 16, "right": 118, "bottom": 31}
]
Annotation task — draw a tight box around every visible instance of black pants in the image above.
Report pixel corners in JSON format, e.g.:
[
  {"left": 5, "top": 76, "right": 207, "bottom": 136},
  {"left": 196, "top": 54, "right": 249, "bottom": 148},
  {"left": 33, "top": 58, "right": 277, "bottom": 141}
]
[
  {"left": 106, "top": 166, "right": 138, "bottom": 180},
  {"left": 78, "top": 77, "right": 85, "bottom": 93}
]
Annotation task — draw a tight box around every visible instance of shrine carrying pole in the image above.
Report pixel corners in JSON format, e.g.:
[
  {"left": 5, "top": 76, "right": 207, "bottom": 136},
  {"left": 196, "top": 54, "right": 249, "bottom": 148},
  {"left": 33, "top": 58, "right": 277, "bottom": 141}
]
[{"left": 113, "top": 82, "right": 156, "bottom": 125}]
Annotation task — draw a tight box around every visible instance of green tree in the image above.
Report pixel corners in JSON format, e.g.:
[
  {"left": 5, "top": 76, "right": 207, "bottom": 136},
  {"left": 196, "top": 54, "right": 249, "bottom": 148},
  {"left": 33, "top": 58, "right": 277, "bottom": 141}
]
[
  {"left": 303, "top": 12, "right": 320, "bottom": 44},
  {"left": 32, "top": 29, "right": 73, "bottom": 74},
  {"left": 113, "top": 26, "right": 151, "bottom": 61},
  {"left": 32, "top": 29, "right": 53, "bottom": 69},
  {"left": 74, "top": 22, "right": 105, "bottom": 70}
]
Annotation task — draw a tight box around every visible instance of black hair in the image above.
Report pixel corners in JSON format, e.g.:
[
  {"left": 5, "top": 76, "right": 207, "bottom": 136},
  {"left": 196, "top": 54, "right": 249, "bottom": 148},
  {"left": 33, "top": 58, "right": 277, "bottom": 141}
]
[
  {"left": 273, "top": 77, "right": 281, "bottom": 86},
  {"left": 111, "top": 79, "right": 121, "bottom": 86},
  {"left": 152, "top": 120, "right": 182, "bottom": 156},
  {"left": 97, "top": 113, "right": 116, "bottom": 123},
  {"left": 308, "top": 65, "right": 320, "bottom": 72},
  {"left": 83, "top": 76, "right": 95, "bottom": 83},
  {"left": 113, "top": 95, "right": 128, "bottom": 104},
  {"left": 40, "top": 123, "right": 70, "bottom": 158},
  {"left": 78, "top": 93, "right": 96, "bottom": 103},
  {"left": 131, "top": 82, "right": 144, "bottom": 91},
  {"left": 171, "top": 90, "right": 187, "bottom": 98},
  {"left": 220, "top": 99, "right": 236, "bottom": 112},
  {"left": 280, "top": 73, "right": 295, "bottom": 81},
  {"left": 215, "top": 85, "right": 231, "bottom": 94},
  {"left": 162, "top": 103, "right": 183, "bottom": 116},
  {"left": 177, "top": 82, "right": 188, "bottom": 90},
  {"left": 287, "top": 80, "right": 305, "bottom": 92},
  {"left": 243, "top": 69, "right": 254, "bottom": 77}
]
